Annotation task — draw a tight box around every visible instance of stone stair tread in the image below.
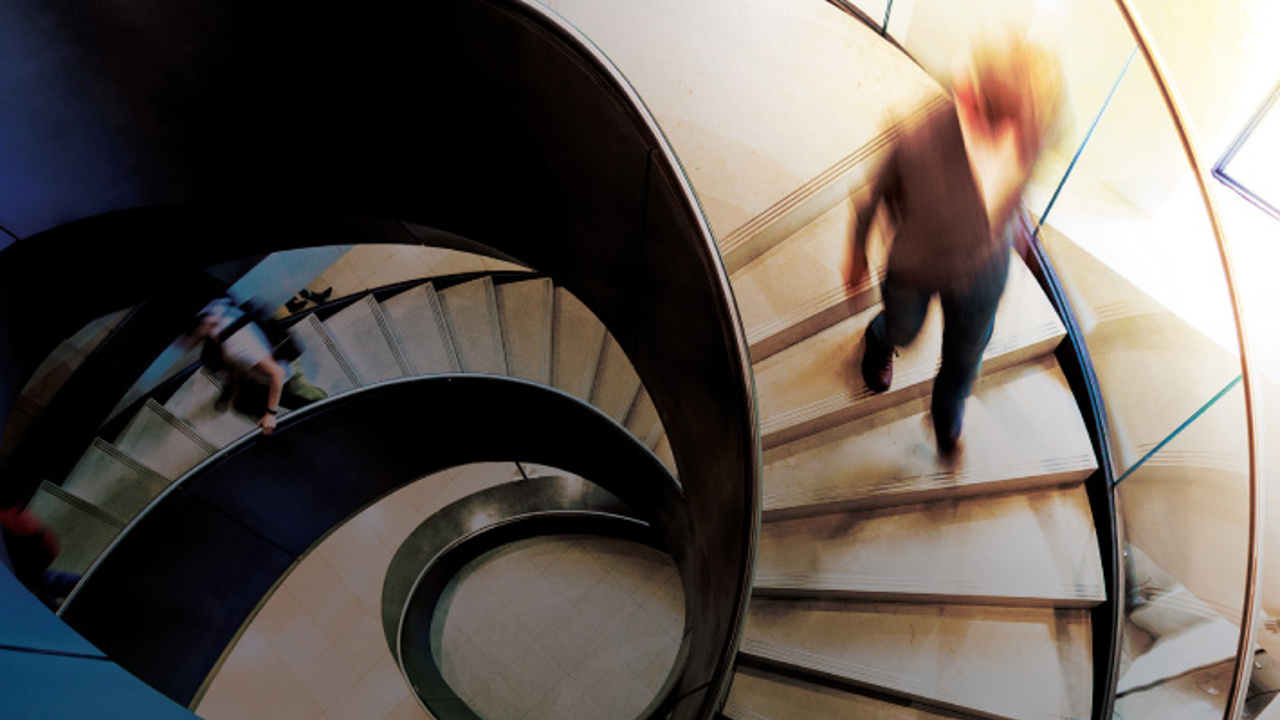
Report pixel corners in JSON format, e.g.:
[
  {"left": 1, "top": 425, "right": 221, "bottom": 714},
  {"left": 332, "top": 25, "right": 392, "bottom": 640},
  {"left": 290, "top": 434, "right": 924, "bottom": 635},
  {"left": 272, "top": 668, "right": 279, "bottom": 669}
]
[
  {"left": 754, "top": 483, "right": 1104, "bottom": 608},
  {"left": 291, "top": 315, "right": 361, "bottom": 396},
  {"left": 577, "top": 0, "right": 944, "bottom": 265},
  {"left": 162, "top": 369, "right": 259, "bottom": 448},
  {"left": 624, "top": 388, "right": 663, "bottom": 450},
  {"left": 113, "top": 399, "right": 216, "bottom": 480},
  {"left": 322, "top": 295, "right": 407, "bottom": 385},
  {"left": 754, "top": 254, "right": 1064, "bottom": 449},
  {"left": 590, "top": 335, "right": 642, "bottom": 424},
  {"left": 549, "top": 0, "right": 941, "bottom": 252},
  {"left": 731, "top": 198, "right": 886, "bottom": 362},
  {"left": 379, "top": 283, "right": 461, "bottom": 376},
  {"left": 1116, "top": 615, "right": 1239, "bottom": 696},
  {"left": 552, "top": 287, "right": 606, "bottom": 402},
  {"left": 742, "top": 598, "right": 1092, "bottom": 720},
  {"left": 716, "top": 90, "right": 948, "bottom": 274},
  {"left": 495, "top": 277, "right": 554, "bottom": 385},
  {"left": 1114, "top": 658, "right": 1237, "bottom": 720},
  {"left": 725, "top": 667, "right": 957, "bottom": 720},
  {"left": 60, "top": 438, "right": 172, "bottom": 520},
  {"left": 439, "top": 276, "right": 507, "bottom": 376},
  {"left": 27, "top": 481, "right": 124, "bottom": 575},
  {"left": 762, "top": 356, "right": 1095, "bottom": 517}
]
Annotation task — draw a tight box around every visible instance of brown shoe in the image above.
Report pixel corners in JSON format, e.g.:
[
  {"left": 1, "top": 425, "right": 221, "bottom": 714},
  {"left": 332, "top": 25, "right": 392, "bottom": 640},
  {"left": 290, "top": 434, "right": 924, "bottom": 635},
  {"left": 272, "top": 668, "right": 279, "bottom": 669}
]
[{"left": 860, "top": 331, "right": 893, "bottom": 393}]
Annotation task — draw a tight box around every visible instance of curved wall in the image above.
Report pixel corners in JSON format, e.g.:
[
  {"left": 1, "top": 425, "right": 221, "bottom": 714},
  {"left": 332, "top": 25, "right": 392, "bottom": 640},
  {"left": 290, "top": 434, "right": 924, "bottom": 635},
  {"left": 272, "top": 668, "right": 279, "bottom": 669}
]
[{"left": 0, "top": 2, "right": 758, "bottom": 719}]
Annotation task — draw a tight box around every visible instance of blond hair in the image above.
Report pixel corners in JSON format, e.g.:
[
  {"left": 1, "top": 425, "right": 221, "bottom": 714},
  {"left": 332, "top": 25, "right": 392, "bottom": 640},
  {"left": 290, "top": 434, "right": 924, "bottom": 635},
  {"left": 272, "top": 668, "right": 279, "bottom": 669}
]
[{"left": 968, "top": 33, "right": 1063, "bottom": 165}]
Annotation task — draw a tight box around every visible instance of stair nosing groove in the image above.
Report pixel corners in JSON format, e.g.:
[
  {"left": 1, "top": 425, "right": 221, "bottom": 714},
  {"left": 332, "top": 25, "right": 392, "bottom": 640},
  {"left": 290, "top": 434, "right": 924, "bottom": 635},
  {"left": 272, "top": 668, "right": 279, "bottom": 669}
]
[
  {"left": 427, "top": 282, "right": 465, "bottom": 373},
  {"left": 762, "top": 452, "right": 1096, "bottom": 512},
  {"left": 367, "top": 295, "right": 413, "bottom": 378},
  {"left": 739, "top": 638, "right": 1071, "bottom": 720},
  {"left": 760, "top": 324, "right": 1064, "bottom": 439},
  {"left": 751, "top": 573, "right": 1106, "bottom": 603},
  {"left": 419, "top": 281, "right": 460, "bottom": 371},
  {"left": 720, "top": 94, "right": 949, "bottom": 256},
  {"left": 483, "top": 276, "right": 510, "bottom": 376},
  {"left": 36, "top": 480, "right": 127, "bottom": 528},
  {"left": 141, "top": 398, "right": 219, "bottom": 455},
  {"left": 744, "top": 271, "right": 883, "bottom": 347},
  {"left": 308, "top": 314, "right": 364, "bottom": 387},
  {"left": 80, "top": 438, "right": 171, "bottom": 485}
]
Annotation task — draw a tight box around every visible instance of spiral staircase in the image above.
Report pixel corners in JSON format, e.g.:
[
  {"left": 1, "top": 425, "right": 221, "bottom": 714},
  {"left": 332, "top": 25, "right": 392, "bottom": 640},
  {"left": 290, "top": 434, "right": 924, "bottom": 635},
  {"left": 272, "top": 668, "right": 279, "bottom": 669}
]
[
  {"left": 0, "top": 1, "right": 1267, "bottom": 720},
  {"left": 24, "top": 269, "right": 675, "bottom": 581}
]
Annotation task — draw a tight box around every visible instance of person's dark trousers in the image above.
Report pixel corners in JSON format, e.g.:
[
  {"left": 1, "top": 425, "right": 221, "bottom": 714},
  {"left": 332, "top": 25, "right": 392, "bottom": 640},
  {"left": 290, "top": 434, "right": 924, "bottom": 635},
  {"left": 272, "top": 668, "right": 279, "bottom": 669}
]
[{"left": 866, "top": 244, "right": 1010, "bottom": 444}]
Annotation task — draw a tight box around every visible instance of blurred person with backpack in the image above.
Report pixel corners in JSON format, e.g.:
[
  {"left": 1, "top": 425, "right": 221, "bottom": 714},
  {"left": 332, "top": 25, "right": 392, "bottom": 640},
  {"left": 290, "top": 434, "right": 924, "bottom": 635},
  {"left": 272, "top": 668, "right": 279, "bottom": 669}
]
[{"left": 183, "top": 297, "right": 326, "bottom": 435}]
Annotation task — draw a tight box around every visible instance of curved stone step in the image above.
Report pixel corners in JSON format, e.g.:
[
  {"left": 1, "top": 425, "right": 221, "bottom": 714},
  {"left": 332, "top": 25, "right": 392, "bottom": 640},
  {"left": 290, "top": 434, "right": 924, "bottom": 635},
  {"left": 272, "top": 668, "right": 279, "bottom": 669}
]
[
  {"left": 300, "top": 243, "right": 529, "bottom": 299},
  {"left": 496, "top": 277, "right": 554, "bottom": 385},
  {"left": 741, "top": 598, "right": 1092, "bottom": 720},
  {"left": 26, "top": 481, "right": 125, "bottom": 575},
  {"left": 113, "top": 399, "right": 217, "bottom": 480},
  {"left": 162, "top": 368, "right": 259, "bottom": 448},
  {"left": 546, "top": 0, "right": 942, "bottom": 258},
  {"left": 591, "top": 335, "right": 642, "bottom": 425},
  {"left": 379, "top": 282, "right": 462, "bottom": 375},
  {"left": 624, "top": 388, "right": 663, "bottom": 451},
  {"left": 290, "top": 315, "right": 361, "bottom": 396},
  {"left": 438, "top": 276, "right": 507, "bottom": 376},
  {"left": 725, "top": 666, "right": 956, "bottom": 720},
  {"left": 59, "top": 438, "right": 172, "bottom": 520},
  {"left": 732, "top": 199, "right": 886, "bottom": 362},
  {"left": 1113, "top": 658, "right": 1236, "bottom": 720},
  {"left": 321, "top": 294, "right": 409, "bottom": 385},
  {"left": 755, "top": 254, "right": 1065, "bottom": 450},
  {"left": 718, "top": 94, "right": 948, "bottom": 274},
  {"left": 754, "top": 483, "right": 1104, "bottom": 608},
  {"left": 762, "top": 356, "right": 1095, "bottom": 518},
  {"left": 552, "top": 287, "right": 606, "bottom": 403}
]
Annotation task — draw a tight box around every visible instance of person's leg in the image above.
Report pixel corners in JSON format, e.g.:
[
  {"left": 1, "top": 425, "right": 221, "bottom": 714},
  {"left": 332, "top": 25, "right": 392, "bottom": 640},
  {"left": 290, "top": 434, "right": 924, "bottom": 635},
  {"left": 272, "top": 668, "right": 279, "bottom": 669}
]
[
  {"left": 932, "top": 248, "right": 1010, "bottom": 459},
  {"left": 281, "top": 362, "right": 328, "bottom": 409},
  {"left": 862, "top": 269, "right": 931, "bottom": 393}
]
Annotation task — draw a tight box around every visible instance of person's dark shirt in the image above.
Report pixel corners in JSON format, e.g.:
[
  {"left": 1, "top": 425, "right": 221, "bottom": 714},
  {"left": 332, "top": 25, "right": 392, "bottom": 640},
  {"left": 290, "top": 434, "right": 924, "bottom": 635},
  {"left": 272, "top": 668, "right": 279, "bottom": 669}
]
[{"left": 860, "top": 101, "right": 1018, "bottom": 291}]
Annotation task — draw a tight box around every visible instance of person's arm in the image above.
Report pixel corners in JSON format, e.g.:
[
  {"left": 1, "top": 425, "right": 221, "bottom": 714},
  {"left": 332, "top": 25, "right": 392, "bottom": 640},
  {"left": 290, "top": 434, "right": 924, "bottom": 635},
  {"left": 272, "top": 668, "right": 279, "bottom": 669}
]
[
  {"left": 847, "top": 147, "right": 898, "bottom": 289},
  {"left": 253, "top": 357, "right": 287, "bottom": 435}
]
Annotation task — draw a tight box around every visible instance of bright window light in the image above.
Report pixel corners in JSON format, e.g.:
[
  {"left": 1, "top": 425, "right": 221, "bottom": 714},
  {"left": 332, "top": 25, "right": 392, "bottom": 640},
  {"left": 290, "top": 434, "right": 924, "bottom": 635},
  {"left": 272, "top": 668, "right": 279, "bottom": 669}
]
[{"left": 1216, "top": 81, "right": 1280, "bottom": 222}]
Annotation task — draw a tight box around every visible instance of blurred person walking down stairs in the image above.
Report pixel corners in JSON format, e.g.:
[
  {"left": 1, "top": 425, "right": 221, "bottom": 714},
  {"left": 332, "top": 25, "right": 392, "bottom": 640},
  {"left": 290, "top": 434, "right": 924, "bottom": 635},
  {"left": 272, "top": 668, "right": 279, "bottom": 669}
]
[{"left": 848, "top": 32, "right": 1063, "bottom": 466}]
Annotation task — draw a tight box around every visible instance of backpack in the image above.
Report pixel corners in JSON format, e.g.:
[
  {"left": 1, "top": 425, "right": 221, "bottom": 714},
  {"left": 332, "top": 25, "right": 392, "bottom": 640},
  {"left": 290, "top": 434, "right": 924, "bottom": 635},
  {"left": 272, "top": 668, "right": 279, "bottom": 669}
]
[{"left": 201, "top": 299, "right": 302, "bottom": 371}]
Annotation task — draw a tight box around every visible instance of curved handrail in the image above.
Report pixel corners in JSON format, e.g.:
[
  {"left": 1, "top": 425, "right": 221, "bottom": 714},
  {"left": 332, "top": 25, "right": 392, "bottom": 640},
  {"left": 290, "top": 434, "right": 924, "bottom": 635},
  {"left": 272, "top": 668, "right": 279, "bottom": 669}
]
[
  {"left": 382, "top": 473, "right": 639, "bottom": 650},
  {"left": 1019, "top": 212, "right": 1125, "bottom": 720},
  {"left": 395, "top": 508, "right": 671, "bottom": 720},
  {"left": 1110, "top": 2, "right": 1263, "bottom": 718}
]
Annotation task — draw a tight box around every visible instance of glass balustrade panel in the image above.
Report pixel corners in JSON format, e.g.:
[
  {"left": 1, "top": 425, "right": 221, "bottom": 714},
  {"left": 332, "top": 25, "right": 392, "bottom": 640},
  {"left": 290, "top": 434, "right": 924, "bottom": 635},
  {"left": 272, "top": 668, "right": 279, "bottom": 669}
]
[{"left": 1036, "top": 12, "right": 1254, "bottom": 720}]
